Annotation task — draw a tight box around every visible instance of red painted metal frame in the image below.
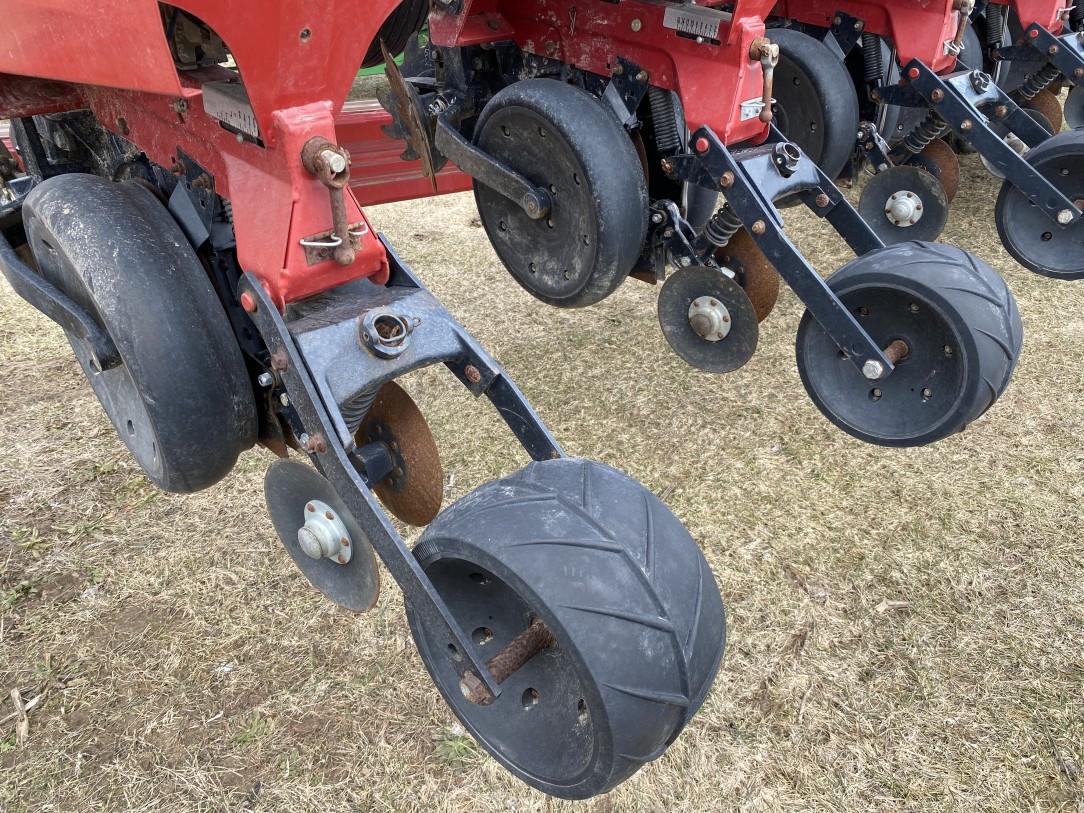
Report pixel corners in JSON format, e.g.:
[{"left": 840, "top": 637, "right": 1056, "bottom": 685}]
[
  {"left": 775, "top": 0, "right": 962, "bottom": 73},
  {"left": 338, "top": 101, "right": 472, "bottom": 206},
  {"left": 0, "top": 1, "right": 418, "bottom": 308},
  {"left": 987, "top": 0, "right": 1067, "bottom": 32},
  {"left": 429, "top": 0, "right": 777, "bottom": 145}
]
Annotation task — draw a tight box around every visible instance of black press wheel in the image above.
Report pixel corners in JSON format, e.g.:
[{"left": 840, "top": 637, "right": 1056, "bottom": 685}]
[
  {"left": 406, "top": 459, "right": 726, "bottom": 799},
  {"left": 473, "top": 79, "right": 649, "bottom": 308},
  {"left": 795, "top": 242, "right": 1022, "bottom": 447},
  {"left": 22, "top": 174, "right": 257, "bottom": 491},
  {"left": 994, "top": 129, "right": 1084, "bottom": 279},
  {"left": 770, "top": 27, "right": 860, "bottom": 182}
]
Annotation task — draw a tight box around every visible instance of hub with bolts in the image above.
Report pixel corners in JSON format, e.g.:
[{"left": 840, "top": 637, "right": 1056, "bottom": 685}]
[
  {"left": 297, "top": 499, "right": 353, "bottom": 564},
  {"left": 688, "top": 296, "right": 732, "bottom": 341},
  {"left": 885, "top": 190, "right": 924, "bottom": 227}
]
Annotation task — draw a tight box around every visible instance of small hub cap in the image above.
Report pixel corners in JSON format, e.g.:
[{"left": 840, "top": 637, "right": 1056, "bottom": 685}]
[
  {"left": 884, "top": 190, "right": 923, "bottom": 227},
  {"left": 688, "top": 296, "right": 732, "bottom": 341},
  {"left": 297, "top": 499, "right": 352, "bottom": 564}
]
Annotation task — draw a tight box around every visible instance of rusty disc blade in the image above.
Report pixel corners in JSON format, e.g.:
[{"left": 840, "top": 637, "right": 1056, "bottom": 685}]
[
  {"left": 381, "top": 41, "right": 438, "bottom": 192},
  {"left": 356, "top": 381, "right": 443, "bottom": 527},
  {"left": 714, "top": 228, "right": 780, "bottom": 322},
  {"left": 1025, "top": 88, "right": 1065, "bottom": 136},
  {"left": 909, "top": 138, "right": 960, "bottom": 203}
]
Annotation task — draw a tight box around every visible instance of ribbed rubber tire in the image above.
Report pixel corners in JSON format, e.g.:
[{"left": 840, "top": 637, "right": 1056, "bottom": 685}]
[
  {"left": 21, "top": 174, "right": 257, "bottom": 491},
  {"left": 796, "top": 242, "right": 1022, "bottom": 446},
  {"left": 770, "top": 27, "right": 860, "bottom": 182},
  {"left": 473, "top": 79, "right": 649, "bottom": 308},
  {"left": 362, "top": 0, "right": 430, "bottom": 68},
  {"left": 407, "top": 458, "right": 726, "bottom": 799}
]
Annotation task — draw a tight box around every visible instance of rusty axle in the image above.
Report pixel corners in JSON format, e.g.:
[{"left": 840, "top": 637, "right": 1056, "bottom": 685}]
[{"left": 461, "top": 619, "right": 556, "bottom": 705}]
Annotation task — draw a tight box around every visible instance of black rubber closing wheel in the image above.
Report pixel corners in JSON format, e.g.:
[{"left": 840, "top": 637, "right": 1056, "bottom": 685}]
[
  {"left": 407, "top": 459, "right": 726, "bottom": 799},
  {"left": 22, "top": 174, "right": 257, "bottom": 491},
  {"left": 362, "top": 0, "right": 430, "bottom": 68},
  {"left": 473, "top": 79, "right": 649, "bottom": 308},
  {"left": 770, "top": 27, "right": 860, "bottom": 182},
  {"left": 995, "top": 129, "right": 1084, "bottom": 279},
  {"left": 658, "top": 265, "right": 759, "bottom": 373},
  {"left": 1065, "top": 83, "right": 1084, "bottom": 130},
  {"left": 796, "top": 242, "right": 1022, "bottom": 447},
  {"left": 858, "top": 165, "right": 950, "bottom": 245}
]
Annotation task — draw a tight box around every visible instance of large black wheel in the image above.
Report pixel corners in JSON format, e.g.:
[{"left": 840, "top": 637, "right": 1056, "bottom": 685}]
[
  {"left": 407, "top": 459, "right": 726, "bottom": 799},
  {"left": 362, "top": 0, "right": 429, "bottom": 69},
  {"left": 770, "top": 27, "right": 860, "bottom": 182},
  {"left": 994, "top": 129, "right": 1084, "bottom": 279},
  {"left": 796, "top": 242, "right": 1022, "bottom": 447},
  {"left": 473, "top": 79, "right": 649, "bottom": 308},
  {"left": 22, "top": 174, "right": 257, "bottom": 491}
]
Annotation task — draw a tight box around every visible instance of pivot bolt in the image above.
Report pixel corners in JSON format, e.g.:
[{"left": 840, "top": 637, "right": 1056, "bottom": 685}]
[
  {"left": 257, "top": 372, "right": 274, "bottom": 388},
  {"left": 1057, "top": 208, "right": 1075, "bottom": 225},
  {"left": 862, "top": 359, "right": 885, "bottom": 380},
  {"left": 321, "top": 149, "right": 347, "bottom": 174}
]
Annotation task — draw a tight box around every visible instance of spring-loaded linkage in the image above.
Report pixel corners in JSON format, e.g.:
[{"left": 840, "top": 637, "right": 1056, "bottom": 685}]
[
  {"left": 340, "top": 385, "right": 380, "bottom": 434},
  {"left": 648, "top": 87, "right": 682, "bottom": 155},
  {"left": 703, "top": 204, "right": 743, "bottom": 248},
  {"left": 862, "top": 33, "right": 884, "bottom": 84},
  {"left": 900, "top": 110, "right": 951, "bottom": 154},
  {"left": 1017, "top": 62, "right": 1063, "bottom": 101}
]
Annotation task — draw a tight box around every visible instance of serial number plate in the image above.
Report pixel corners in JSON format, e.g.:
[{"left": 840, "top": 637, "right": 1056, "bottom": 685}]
[{"left": 662, "top": 6, "right": 727, "bottom": 41}]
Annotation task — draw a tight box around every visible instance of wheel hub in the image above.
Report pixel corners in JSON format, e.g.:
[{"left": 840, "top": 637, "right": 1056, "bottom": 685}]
[
  {"left": 884, "top": 190, "right": 923, "bottom": 226},
  {"left": 688, "top": 295, "right": 732, "bottom": 341},
  {"left": 297, "top": 499, "right": 352, "bottom": 564}
]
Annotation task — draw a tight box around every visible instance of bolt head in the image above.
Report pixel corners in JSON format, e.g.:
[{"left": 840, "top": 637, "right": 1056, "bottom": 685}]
[
  {"left": 862, "top": 359, "right": 885, "bottom": 380},
  {"left": 1057, "top": 208, "right": 1074, "bottom": 225},
  {"left": 630, "top": 18, "right": 642, "bottom": 31},
  {"left": 257, "top": 372, "right": 274, "bottom": 388},
  {"left": 322, "top": 149, "right": 347, "bottom": 174}
]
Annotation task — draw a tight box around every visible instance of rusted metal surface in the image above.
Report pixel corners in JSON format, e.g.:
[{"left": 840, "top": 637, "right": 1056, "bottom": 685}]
[
  {"left": 883, "top": 339, "right": 910, "bottom": 364},
  {"left": 916, "top": 139, "right": 961, "bottom": 202},
  {"left": 716, "top": 227, "right": 780, "bottom": 323},
  {"left": 380, "top": 42, "right": 439, "bottom": 192},
  {"left": 463, "top": 619, "right": 557, "bottom": 705},
  {"left": 356, "top": 381, "right": 443, "bottom": 527}
]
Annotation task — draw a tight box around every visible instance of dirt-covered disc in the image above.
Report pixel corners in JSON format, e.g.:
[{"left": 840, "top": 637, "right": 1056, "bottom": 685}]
[
  {"left": 356, "top": 381, "right": 443, "bottom": 527},
  {"left": 907, "top": 139, "right": 960, "bottom": 202},
  {"left": 265, "top": 458, "right": 381, "bottom": 612},
  {"left": 1023, "top": 88, "right": 1064, "bottom": 135},
  {"left": 714, "top": 229, "right": 780, "bottom": 322}
]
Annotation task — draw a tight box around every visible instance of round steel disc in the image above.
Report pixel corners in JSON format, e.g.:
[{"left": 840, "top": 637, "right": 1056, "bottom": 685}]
[
  {"left": 657, "top": 265, "right": 758, "bottom": 373},
  {"left": 1024, "top": 88, "right": 1065, "bottom": 135},
  {"left": 264, "top": 458, "right": 381, "bottom": 613},
  {"left": 1065, "top": 84, "right": 1084, "bottom": 130},
  {"left": 907, "top": 139, "right": 960, "bottom": 202},
  {"left": 858, "top": 165, "right": 949, "bottom": 245},
  {"left": 714, "top": 229, "right": 780, "bottom": 322},
  {"left": 994, "top": 129, "right": 1084, "bottom": 279},
  {"left": 357, "top": 381, "right": 444, "bottom": 527}
]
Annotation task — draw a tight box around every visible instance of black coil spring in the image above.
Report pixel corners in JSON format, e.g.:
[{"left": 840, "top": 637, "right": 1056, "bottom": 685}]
[
  {"left": 703, "top": 205, "right": 743, "bottom": 248},
  {"left": 861, "top": 33, "right": 884, "bottom": 83},
  {"left": 1072, "top": 0, "right": 1084, "bottom": 31},
  {"left": 985, "top": 4, "right": 1004, "bottom": 45},
  {"left": 340, "top": 385, "right": 380, "bottom": 434},
  {"left": 1018, "top": 63, "right": 1063, "bottom": 100},
  {"left": 648, "top": 87, "right": 681, "bottom": 154},
  {"left": 901, "top": 111, "right": 950, "bottom": 154}
]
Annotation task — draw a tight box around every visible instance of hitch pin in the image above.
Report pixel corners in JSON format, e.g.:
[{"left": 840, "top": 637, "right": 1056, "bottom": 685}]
[
  {"left": 459, "top": 619, "right": 556, "bottom": 705},
  {"left": 751, "top": 38, "right": 780, "bottom": 124}
]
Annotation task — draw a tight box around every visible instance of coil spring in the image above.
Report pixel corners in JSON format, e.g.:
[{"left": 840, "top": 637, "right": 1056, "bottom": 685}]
[
  {"left": 901, "top": 111, "right": 950, "bottom": 154},
  {"left": 1018, "top": 62, "right": 1062, "bottom": 101},
  {"left": 221, "top": 198, "right": 233, "bottom": 224},
  {"left": 985, "top": 4, "right": 1004, "bottom": 45},
  {"left": 861, "top": 33, "right": 884, "bottom": 83},
  {"left": 648, "top": 87, "right": 681, "bottom": 154},
  {"left": 340, "top": 385, "right": 380, "bottom": 434},
  {"left": 703, "top": 205, "right": 743, "bottom": 248},
  {"left": 1073, "top": 0, "right": 1084, "bottom": 31}
]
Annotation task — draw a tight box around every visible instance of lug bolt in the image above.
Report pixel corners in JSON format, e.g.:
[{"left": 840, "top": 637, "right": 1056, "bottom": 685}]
[
  {"left": 862, "top": 360, "right": 885, "bottom": 380},
  {"left": 257, "top": 372, "right": 274, "bottom": 388},
  {"left": 1057, "top": 209, "right": 1075, "bottom": 225}
]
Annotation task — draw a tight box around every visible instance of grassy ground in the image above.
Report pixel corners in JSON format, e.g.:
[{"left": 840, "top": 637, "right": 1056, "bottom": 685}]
[{"left": 1, "top": 154, "right": 1082, "bottom": 813}]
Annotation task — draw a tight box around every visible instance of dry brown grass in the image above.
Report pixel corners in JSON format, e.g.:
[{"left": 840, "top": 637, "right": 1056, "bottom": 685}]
[{"left": 1, "top": 154, "right": 1083, "bottom": 812}]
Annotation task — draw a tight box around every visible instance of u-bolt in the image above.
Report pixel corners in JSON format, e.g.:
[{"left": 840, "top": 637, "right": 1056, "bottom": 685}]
[{"left": 301, "top": 136, "right": 356, "bottom": 266}]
